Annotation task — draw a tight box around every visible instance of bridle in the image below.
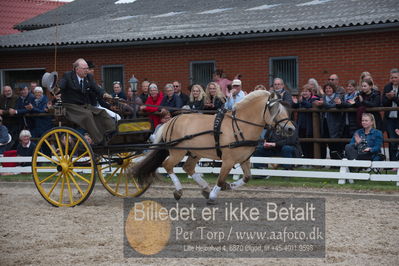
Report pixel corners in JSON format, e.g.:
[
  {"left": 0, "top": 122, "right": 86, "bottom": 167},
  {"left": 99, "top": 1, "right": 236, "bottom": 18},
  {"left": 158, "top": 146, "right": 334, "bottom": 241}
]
[
  {"left": 227, "top": 95, "right": 293, "bottom": 142},
  {"left": 262, "top": 97, "right": 292, "bottom": 135}
]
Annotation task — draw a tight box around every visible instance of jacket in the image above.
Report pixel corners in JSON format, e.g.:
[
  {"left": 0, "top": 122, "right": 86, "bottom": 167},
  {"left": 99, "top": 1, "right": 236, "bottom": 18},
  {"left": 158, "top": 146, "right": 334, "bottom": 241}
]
[
  {"left": 144, "top": 92, "right": 164, "bottom": 127},
  {"left": 160, "top": 94, "right": 183, "bottom": 111},
  {"left": 59, "top": 71, "right": 103, "bottom": 105},
  {"left": 292, "top": 95, "right": 319, "bottom": 137},
  {"left": 382, "top": 83, "right": 399, "bottom": 119},
  {"left": 350, "top": 128, "right": 383, "bottom": 154},
  {"left": 319, "top": 93, "right": 343, "bottom": 138},
  {"left": 355, "top": 89, "right": 383, "bottom": 130}
]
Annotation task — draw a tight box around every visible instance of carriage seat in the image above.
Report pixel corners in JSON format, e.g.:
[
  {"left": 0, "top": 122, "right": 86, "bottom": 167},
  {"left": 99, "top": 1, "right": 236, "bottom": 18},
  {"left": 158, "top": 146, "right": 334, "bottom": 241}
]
[{"left": 106, "top": 118, "right": 153, "bottom": 145}]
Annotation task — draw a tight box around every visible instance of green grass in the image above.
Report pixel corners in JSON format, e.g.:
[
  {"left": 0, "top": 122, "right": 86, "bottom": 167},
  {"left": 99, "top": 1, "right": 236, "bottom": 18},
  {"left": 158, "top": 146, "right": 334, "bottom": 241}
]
[
  {"left": 173, "top": 172, "right": 399, "bottom": 192},
  {"left": 2, "top": 169, "right": 398, "bottom": 192}
]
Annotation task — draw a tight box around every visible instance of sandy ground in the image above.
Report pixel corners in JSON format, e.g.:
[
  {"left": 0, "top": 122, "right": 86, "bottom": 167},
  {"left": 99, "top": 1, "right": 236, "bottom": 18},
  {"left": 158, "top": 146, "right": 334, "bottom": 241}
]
[{"left": 0, "top": 182, "right": 398, "bottom": 266}]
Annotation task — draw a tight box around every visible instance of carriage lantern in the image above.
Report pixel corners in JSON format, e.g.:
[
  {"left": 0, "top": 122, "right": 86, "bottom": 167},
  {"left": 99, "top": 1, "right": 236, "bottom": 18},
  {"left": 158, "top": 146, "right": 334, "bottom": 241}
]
[
  {"left": 129, "top": 75, "right": 138, "bottom": 118},
  {"left": 129, "top": 75, "right": 138, "bottom": 92}
]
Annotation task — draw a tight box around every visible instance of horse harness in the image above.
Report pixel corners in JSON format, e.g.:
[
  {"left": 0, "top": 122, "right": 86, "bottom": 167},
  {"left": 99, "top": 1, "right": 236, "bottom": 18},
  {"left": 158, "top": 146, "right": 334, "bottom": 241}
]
[
  {"left": 213, "top": 97, "right": 291, "bottom": 158},
  {"left": 159, "top": 97, "right": 292, "bottom": 157}
]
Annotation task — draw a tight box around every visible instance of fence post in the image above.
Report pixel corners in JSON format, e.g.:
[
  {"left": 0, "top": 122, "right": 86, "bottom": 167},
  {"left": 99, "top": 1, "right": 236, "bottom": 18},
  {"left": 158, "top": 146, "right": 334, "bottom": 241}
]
[{"left": 312, "top": 111, "right": 321, "bottom": 158}]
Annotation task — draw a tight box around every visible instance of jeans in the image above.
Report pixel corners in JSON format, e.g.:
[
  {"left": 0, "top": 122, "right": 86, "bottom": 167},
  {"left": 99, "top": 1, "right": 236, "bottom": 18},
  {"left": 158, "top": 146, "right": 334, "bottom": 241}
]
[
  {"left": 344, "top": 143, "right": 383, "bottom": 161},
  {"left": 253, "top": 145, "right": 296, "bottom": 169}
]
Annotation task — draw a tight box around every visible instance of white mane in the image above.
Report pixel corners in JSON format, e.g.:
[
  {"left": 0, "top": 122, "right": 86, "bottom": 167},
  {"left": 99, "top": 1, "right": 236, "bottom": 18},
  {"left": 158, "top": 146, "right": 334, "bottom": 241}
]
[{"left": 234, "top": 90, "right": 270, "bottom": 110}]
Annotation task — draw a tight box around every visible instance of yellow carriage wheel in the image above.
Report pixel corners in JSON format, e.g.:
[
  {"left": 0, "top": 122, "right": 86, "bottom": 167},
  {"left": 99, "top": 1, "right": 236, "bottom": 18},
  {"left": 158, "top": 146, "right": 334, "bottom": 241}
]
[
  {"left": 32, "top": 127, "right": 96, "bottom": 207},
  {"left": 97, "top": 152, "right": 150, "bottom": 198}
]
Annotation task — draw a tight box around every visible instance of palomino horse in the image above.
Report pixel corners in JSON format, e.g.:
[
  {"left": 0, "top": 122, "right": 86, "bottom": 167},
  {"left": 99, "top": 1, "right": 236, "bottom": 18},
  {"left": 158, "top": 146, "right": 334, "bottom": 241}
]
[{"left": 131, "top": 90, "right": 295, "bottom": 204}]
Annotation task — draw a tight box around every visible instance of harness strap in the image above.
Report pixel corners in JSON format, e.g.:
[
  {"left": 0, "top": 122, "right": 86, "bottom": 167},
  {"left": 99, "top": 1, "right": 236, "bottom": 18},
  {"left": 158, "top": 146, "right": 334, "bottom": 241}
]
[
  {"left": 213, "top": 108, "right": 227, "bottom": 158},
  {"left": 166, "top": 130, "right": 215, "bottom": 146},
  {"left": 232, "top": 110, "right": 245, "bottom": 142}
]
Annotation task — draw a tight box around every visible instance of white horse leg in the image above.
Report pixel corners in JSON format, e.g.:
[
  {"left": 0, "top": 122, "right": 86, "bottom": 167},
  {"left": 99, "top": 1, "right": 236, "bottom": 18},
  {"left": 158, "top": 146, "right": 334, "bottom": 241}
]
[
  {"left": 163, "top": 150, "right": 186, "bottom": 201},
  {"left": 168, "top": 173, "right": 183, "bottom": 200},
  {"left": 209, "top": 185, "right": 221, "bottom": 201},
  {"left": 183, "top": 156, "right": 210, "bottom": 199},
  {"left": 191, "top": 172, "right": 211, "bottom": 199},
  {"left": 231, "top": 160, "right": 251, "bottom": 190},
  {"left": 208, "top": 162, "right": 234, "bottom": 204}
]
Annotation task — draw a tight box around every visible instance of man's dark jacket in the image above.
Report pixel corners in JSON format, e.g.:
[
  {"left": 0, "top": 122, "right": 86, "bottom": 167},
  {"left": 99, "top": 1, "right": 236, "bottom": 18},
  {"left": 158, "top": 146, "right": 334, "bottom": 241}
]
[{"left": 60, "top": 71, "right": 102, "bottom": 105}]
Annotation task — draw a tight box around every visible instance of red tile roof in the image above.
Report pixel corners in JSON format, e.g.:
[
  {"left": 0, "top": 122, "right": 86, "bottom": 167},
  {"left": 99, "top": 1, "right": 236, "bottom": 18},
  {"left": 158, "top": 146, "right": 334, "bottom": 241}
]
[{"left": 0, "top": 0, "right": 65, "bottom": 36}]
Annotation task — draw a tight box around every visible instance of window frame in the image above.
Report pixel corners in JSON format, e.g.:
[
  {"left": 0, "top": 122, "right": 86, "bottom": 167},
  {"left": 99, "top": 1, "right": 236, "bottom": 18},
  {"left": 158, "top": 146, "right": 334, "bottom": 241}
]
[
  {"left": 0, "top": 67, "right": 46, "bottom": 92},
  {"left": 101, "top": 64, "right": 125, "bottom": 93},
  {"left": 269, "top": 56, "right": 299, "bottom": 94},
  {"left": 189, "top": 60, "right": 216, "bottom": 87}
]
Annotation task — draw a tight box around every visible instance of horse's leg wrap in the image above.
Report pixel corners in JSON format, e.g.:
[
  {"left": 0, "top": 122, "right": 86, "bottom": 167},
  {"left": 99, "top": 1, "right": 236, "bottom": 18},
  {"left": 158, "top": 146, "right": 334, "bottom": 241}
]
[
  {"left": 192, "top": 173, "right": 208, "bottom": 189},
  {"left": 209, "top": 185, "right": 221, "bottom": 200},
  {"left": 230, "top": 178, "right": 246, "bottom": 190},
  {"left": 169, "top": 173, "right": 182, "bottom": 191}
]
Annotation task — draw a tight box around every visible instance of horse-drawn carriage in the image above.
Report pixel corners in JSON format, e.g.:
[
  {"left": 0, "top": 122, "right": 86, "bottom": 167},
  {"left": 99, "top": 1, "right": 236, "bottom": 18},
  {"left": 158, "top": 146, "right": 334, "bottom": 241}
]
[{"left": 32, "top": 78, "right": 294, "bottom": 207}]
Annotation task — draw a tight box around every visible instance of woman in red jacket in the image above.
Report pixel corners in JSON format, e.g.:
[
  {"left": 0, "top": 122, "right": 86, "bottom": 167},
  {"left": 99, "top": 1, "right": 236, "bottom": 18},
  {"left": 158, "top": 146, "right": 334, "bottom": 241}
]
[{"left": 140, "top": 83, "right": 164, "bottom": 127}]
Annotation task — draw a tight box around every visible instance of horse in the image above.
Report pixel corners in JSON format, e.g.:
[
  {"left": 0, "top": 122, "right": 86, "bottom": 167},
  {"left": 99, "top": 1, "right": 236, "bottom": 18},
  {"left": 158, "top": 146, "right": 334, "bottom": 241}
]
[{"left": 130, "top": 90, "right": 295, "bottom": 204}]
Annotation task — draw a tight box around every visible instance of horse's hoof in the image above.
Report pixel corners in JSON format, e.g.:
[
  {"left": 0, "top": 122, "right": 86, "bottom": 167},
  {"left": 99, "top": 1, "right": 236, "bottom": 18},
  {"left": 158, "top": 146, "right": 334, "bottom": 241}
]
[
  {"left": 221, "top": 183, "right": 232, "bottom": 191},
  {"left": 173, "top": 190, "right": 183, "bottom": 201},
  {"left": 207, "top": 198, "right": 217, "bottom": 205},
  {"left": 201, "top": 188, "right": 210, "bottom": 199}
]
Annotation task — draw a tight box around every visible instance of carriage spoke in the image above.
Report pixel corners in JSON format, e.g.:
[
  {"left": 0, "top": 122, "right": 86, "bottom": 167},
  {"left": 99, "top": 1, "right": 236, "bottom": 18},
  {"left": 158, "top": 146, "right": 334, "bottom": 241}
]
[
  {"left": 69, "top": 139, "right": 81, "bottom": 158},
  {"left": 115, "top": 173, "right": 122, "bottom": 193},
  {"left": 70, "top": 170, "right": 90, "bottom": 184},
  {"left": 65, "top": 173, "right": 73, "bottom": 204},
  {"left": 99, "top": 162, "right": 117, "bottom": 171},
  {"left": 124, "top": 169, "right": 128, "bottom": 196},
  {"left": 59, "top": 174, "right": 65, "bottom": 204},
  {"left": 72, "top": 166, "right": 93, "bottom": 170},
  {"left": 71, "top": 151, "right": 89, "bottom": 165},
  {"left": 68, "top": 172, "right": 84, "bottom": 196},
  {"left": 105, "top": 166, "right": 120, "bottom": 183},
  {"left": 43, "top": 139, "right": 61, "bottom": 161},
  {"left": 131, "top": 176, "right": 141, "bottom": 191},
  {"left": 38, "top": 171, "right": 59, "bottom": 185},
  {"left": 47, "top": 174, "right": 62, "bottom": 198},
  {"left": 65, "top": 133, "right": 70, "bottom": 158},
  {"left": 35, "top": 166, "right": 57, "bottom": 169},
  {"left": 54, "top": 132, "right": 65, "bottom": 158},
  {"left": 38, "top": 151, "right": 60, "bottom": 165}
]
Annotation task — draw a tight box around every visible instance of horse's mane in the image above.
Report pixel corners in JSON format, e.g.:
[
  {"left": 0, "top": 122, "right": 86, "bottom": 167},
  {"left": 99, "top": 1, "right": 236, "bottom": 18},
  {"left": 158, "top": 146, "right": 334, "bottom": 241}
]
[{"left": 234, "top": 90, "right": 270, "bottom": 110}]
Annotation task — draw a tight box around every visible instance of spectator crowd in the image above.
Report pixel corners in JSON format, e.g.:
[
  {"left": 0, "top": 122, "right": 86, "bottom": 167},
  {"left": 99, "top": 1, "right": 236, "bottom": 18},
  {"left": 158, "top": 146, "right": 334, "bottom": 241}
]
[{"left": 1, "top": 64, "right": 398, "bottom": 174}]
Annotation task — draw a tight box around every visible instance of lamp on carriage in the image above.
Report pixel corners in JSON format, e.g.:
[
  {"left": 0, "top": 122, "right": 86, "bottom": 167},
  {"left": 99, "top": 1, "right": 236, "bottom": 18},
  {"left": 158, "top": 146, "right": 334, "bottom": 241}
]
[
  {"left": 129, "top": 75, "right": 138, "bottom": 118},
  {"left": 129, "top": 75, "right": 138, "bottom": 92}
]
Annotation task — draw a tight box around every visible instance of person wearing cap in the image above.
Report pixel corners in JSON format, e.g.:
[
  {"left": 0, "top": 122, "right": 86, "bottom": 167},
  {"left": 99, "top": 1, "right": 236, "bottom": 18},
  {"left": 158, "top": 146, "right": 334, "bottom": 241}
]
[
  {"left": 224, "top": 79, "right": 246, "bottom": 110},
  {"left": 59, "top": 58, "right": 116, "bottom": 145}
]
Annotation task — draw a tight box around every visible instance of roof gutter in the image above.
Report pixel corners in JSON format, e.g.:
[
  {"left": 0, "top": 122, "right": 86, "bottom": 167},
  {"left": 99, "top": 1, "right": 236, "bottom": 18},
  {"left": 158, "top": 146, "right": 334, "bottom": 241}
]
[{"left": 1, "top": 22, "right": 399, "bottom": 52}]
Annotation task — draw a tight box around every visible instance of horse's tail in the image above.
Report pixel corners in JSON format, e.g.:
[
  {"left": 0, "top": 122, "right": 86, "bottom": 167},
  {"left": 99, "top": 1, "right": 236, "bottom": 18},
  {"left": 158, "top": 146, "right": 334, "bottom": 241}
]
[
  {"left": 131, "top": 148, "right": 169, "bottom": 186},
  {"left": 129, "top": 123, "right": 169, "bottom": 186}
]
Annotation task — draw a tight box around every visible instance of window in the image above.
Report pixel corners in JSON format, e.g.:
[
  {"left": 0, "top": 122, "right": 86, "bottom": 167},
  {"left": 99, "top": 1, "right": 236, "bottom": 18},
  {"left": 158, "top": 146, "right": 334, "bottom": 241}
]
[
  {"left": 102, "top": 65, "right": 124, "bottom": 93},
  {"left": 269, "top": 57, "right": 298, "bottom": 93},
  {"left": 190, "top": 61, "right": 215, "bottom": 87},
  {"left": 0, "top": 68, "right": 45, "bottom": 93}
]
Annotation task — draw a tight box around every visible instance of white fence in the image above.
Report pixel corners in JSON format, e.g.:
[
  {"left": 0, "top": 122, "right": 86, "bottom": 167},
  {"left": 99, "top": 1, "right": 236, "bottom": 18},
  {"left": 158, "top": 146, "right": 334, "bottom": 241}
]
[{"left": 0, "top": 156, "right": 398, "bottom": 186}]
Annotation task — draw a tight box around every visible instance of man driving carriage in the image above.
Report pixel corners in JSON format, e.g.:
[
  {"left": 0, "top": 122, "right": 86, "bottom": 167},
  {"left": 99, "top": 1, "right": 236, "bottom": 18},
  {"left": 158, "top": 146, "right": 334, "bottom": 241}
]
[{"left": 59, "top": 58, "right": 116, "bottom": 145}]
